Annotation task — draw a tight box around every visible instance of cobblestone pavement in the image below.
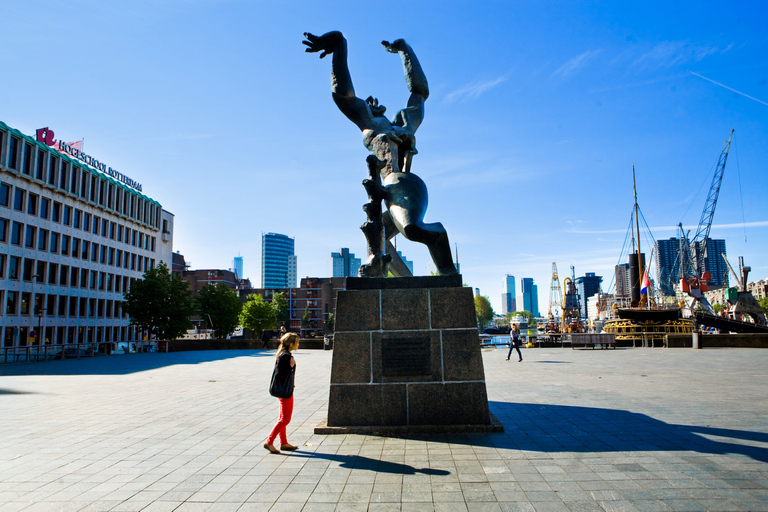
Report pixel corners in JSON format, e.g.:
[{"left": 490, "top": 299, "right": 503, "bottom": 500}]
[{"left": 1, "top": 346, "right": 767, "bottom": 512}]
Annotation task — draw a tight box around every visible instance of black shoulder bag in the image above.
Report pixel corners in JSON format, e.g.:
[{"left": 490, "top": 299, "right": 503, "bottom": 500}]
[{"left": 269, "top": 353, "right": 295, "bottom": 399}]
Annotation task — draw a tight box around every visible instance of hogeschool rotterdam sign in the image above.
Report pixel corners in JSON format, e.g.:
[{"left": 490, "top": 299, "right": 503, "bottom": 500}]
[{"left": 36, "top": 127, "right": 142, "bottom": 192}]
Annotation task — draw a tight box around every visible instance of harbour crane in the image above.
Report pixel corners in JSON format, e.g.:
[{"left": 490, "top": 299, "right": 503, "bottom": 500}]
[
  {"left": 679, "top": 130, "right": 734, "bottom": 314},
  {"left": 546, "top": 263, "right": 562, "bottom": 335}
]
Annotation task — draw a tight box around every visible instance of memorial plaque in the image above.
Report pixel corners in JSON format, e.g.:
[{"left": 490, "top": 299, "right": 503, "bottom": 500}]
[{"left": 381, "top": 336, "right": 431, "bottom": 376}]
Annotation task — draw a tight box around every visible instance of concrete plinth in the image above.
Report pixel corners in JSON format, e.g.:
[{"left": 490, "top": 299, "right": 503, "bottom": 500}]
[{"left": 317, "top": 275, "right": 498, "bottom": 433}]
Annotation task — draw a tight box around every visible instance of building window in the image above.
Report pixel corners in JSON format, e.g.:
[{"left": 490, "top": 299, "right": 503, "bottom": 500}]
[
  {"left": 7, "top": 136, "right": 19, "bottom": 169},
  {"left": 71, "top": 238, "right": 80, "bottom": 258},
  {"left": 59, "top": 162, "right": 69, "bottom": 190},
  {"left": 91, "top": 243, "right": 98, "bottom": 262},
  {"left": 40, "top": 197, "right": 49, "bottom": 219},
  {"left": 52, "top": 201, "right": 61, "bottom": 223},
  {"left": 110, "top": 222, "right": 115, "bottom": 240},
  {"left": 81, "top": 269, "right": 89, "bottom": 289},
  {"left": 58, "top": 296, "right": 68, "bottom": 317},
  {"left": 90, "top": 174, "right": 97, "bottom": 202},
  {"left": 13, "top": 188, "right": 25, "bottom": 211},
  {"left": 63, "top": 205, "right": 71, "bottom": 226},
  {"left": 46, "top": 294, "right": 56, "bottom": 316},
  {"left": 20, "top": 292, "right": 31, "bottom": 315},
  {"left": 0, "top": 217, "right": 7, "bottom": 242},
  {"left": 23, "top": 258, "right": 34, "bottom": 281},
  {"left": 0, "top": 182, "right": 10, "bottom": 207},
  {"left": 68, "top": 296, "right": 77, "bottom": 318},
  {"left": 8, "top": 256, "right": 20, "bottom": 279},
  {"left": 81, "top": 240, "right": 89, "bottom": 259},
  {"left": 99, "top": 180, "right": 106, "bottom": 206},
  {"left": 102, "top": 219, "right": 108, "bottom": 238},
  {"left": 36, "top": 150, "right": 45, "bottom": 180},
  {"left": 6, "top": 291, "right": 17, "bottom": 315},
  {"left": 93, "top": 216, "right": 100, "bottom": 235},
  {"left": 117, "top": 225, "right": 123, "bottom": 242},
  {"left": 23, "top": 143, "right": 33, "bottom": 175},
  {"left": 59, "top": 265, "right": 69, "bottom": 286},
  {"left": 25, "top": 225, "right": 36, "bottom": 248},
  {"left": 35, "top": 261, "right": 46, "bottom": 283},
  {"left": 38, "top": 229, "right": 48, "bottom": 251},
  {"left": 80, "top": 171, "right": 88, "bottom": 198},
  {"left": 83, "top": 212, "right": 90, "bottom": 232},
  {"left": 61, "top": 235, "right": 70, "bottom": 256},
  {"left": 73, "top": 209, "right": 81, "bottom": 229},
  {"left": 50, "top": 232, "right": 59, "bottom": 253},
  {"left": 11, "top": 221, "right": 22, "bottom": 245},
  {"left": 27, "top": 193, "right": 38, "bottom": 215},
  {"left": 48, "top": 156, "right": 58, "bottom": 185},
  {"left": 71, "top": 166, "right": 80, "bottom": 195},
  {"left": 48, "top": 263, "right": 58, "bottom": 285},
  {"left": 71, "top": 267, "right": 79, "bottom": 288},
  {"left": 0, "top": 254, "right": 5, "bottom": 277}
]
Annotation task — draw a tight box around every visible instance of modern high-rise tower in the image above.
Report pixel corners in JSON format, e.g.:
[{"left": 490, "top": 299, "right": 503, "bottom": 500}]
[
  {"left": 233, "top": 255, "right": 243, "bottom": 280},
  {"left": 520, "top": 278, "right": 540, "bottom": 317},
  {"left": 261, "top": 233, "right": 296, "bottom": 288},
  {"left": 329, "top": 248, "right": 361, "bottom": 278},
  {"left": 501, "top": 274, "right": 516, "bottom": 315},
  {"left": 655, "top": 237, "right": 728, "bottom": 295}
]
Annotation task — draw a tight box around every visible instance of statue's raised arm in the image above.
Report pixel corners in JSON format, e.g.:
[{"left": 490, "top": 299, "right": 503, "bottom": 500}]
[
  {"left": 303, "top": 31, "right": 374, "bottom": 131},
  {"left": 382, "top": 39, "right": 429, "bottom": 133}
]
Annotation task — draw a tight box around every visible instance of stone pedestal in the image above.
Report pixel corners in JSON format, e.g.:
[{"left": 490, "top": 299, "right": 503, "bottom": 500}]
[{"left": 316, "top": 275, "right": 500, "bottom": 434}]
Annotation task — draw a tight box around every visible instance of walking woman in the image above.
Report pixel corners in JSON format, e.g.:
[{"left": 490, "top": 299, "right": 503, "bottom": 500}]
[
  {"left": 506, "top": 324, "right": 522, "bottom": 362},
  {"left": 264, "top": 332, "right": 300, "bottom": 454}
]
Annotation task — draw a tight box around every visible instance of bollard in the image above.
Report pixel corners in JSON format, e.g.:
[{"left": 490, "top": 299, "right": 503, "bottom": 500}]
[{"left": 692, "top": 331, "right": 701, "bottom": 349}]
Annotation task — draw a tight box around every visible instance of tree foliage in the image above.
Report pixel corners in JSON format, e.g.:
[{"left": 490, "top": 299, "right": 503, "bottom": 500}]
[
  {"left": 759, "top": 297, "right": 768, "bottom": 316},
  {"left": 240, "top": 294, "right": 277, "bottom": 334},
  {"left": 122, "top": 262, "right": 194, "bottom": 340},
  {"left": 301, "top": 304, "right": 311, "bottom": 328},
  {"left": 326, "top": 313, "right": 335, "bottom": 332},
  {"left": 272, "top": 292, "right": 289, "bottom": 325},
  {"left": 197, "top": 283, "right": 242, "bottom": 339},
  {"left": 474, "top": 295, "right": 494, "bottom": 330},
  {"left": 512, "top": 310, "right": 536, "bottom": 326}
]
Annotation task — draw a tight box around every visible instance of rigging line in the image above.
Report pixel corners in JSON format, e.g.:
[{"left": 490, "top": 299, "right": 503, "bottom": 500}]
[{"left": 734, "top": 138, "right": 748, "bottom": 243}]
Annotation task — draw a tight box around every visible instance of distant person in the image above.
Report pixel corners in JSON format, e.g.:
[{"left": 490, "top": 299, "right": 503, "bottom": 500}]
[
  {"left": 264, "top": 332, "right": 300, "bottom": 454},
  {"left": 506, "top": 324, "right": 522, "bottom": 362},
  {"left": 261, "top": 330, "right": 271, "bottom": 350}
]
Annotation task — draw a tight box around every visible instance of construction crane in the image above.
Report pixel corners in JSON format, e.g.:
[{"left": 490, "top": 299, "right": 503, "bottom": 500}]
[
  {"left": 562, "top": 265, "right": 584, "bottom": 333},
  {"left": 679, "top": 130, "right": 734, "bottom": 314},
  {"left": 546, "top": 263, "right": 562, "bottom": 335}
]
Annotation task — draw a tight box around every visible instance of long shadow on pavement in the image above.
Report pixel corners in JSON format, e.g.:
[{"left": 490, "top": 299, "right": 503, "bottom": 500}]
[
  {"left": 0, "top": 349, "right": 275, "bottom": 377},
  {"left": 490, "top": 401, "right": 768, "bottom": 463},
  {"left": 286, "top": 451, "right": 451, "bottom": 475}
]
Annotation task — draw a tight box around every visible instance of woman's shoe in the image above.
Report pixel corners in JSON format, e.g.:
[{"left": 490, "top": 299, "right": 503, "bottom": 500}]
[
  {"left": 264, "top": 443, "right": 280, "bottom": 454},
  {"left": 281, "top": 443, "right": 298, "bottom": 451}
]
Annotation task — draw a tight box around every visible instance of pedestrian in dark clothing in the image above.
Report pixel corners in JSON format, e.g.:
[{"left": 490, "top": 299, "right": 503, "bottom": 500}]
[
  {"left": 261, "top": 330, "right": 271, "bottom": 349},
  {"left": 506, "top": 324, "right": 522, "bottom": 362}
]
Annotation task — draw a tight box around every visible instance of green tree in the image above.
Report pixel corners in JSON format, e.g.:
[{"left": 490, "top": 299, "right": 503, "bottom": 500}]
[
  {"left": 325, "top": 313, "right": 335, "bottom": 332},
  {"left": 197, "top": 283, "right": 242, "bottom": 339},
  {"left": 122, "top": 262, "right": 194, "bottom": 340},
  {"left": 272, "top": 292, "right": 289, "bottom": 326},
  {"left": 713, "top": 303, "right": 722, "bottom": 314},
  {"left": 475, "top": 295, "right": 494, "bottom": 330},
  {"left": 759, "top": 297, "right": 768, "bottom": 316},
  {"left": 240, "top": 294, "right": 277, "bottom": 334}
]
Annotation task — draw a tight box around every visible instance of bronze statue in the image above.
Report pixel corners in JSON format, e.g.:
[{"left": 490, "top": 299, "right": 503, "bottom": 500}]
[{"left": 303, "top": 31, "right": 458, "bottom": 277}]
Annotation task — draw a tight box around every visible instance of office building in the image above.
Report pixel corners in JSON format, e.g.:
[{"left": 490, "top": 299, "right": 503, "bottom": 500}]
[
  {"left": 501, "top": 274, "right": 516, "bottom": 315},
  {"left": 233, "top": 255, "right": 243, "bottom": 280},
  {"left": 575, "top": 272, "right": 602, "bottom": 319},
  {"left": 1, "top": 120, "right": 173, "bottom": 352},
  {"left": 261, "top": 232, "right": 295, "bottom": 288},
  {"left": 655, "top": 237, "right": 728, "bottom": 295},
  {"left": 329, "top": 248, "right": 361, "bottom": 278},
  {"left": 520, "top": 277, "right": 540, "bottom": 317},
  {"left": 615, "top": 263, "right": 630, "bottom": 298},
  {"left": 396, "top": 251, "right": 414, "bottom": 274}
]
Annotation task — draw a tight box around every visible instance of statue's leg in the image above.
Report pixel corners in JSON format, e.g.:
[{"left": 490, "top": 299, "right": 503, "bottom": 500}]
[{"left": 388, "top": 205, "right": 458, "bottom": 275}]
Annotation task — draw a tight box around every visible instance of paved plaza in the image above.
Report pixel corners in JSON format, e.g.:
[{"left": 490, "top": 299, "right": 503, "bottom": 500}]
[{"left": 1, "top": 346, "right": 768, "bottom": 512}]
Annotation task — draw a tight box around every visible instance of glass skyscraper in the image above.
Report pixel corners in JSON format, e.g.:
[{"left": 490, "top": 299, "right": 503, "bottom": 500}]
[
  {"left": 501, "top": 274, "right": 516, "bottom": 315},
  {"left": 261, "top": 233, "right": 296, "bottom": 288},
  {"left": 520, "top": 277, "right": 540, "bottom": 317}
]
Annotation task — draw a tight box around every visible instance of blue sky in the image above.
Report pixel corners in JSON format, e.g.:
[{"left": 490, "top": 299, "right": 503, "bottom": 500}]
[{"left": 3, "top": 1, "right": 767, "bottom": 315}]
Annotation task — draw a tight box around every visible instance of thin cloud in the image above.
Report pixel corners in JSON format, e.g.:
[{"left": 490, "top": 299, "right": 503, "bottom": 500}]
[
  {"left": 568, "top": 220, "right": 768, "bottom": 235},
  {"left": 690, "top": 72, "right": 768, "bottom": 107},
  {"left": 631, "top": 41, "right": 732, "bottom": 72},
  {"left": 552, "top": 49, "right": 601, "bottom": 78},
  {"left": 443, "top": 72, "right": 511, "bottom": 104}
]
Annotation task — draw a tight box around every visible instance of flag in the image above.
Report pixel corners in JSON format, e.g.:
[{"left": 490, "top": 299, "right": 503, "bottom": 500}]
[{"left": 641, "top": 269, "right": 650, "bottom": 295}]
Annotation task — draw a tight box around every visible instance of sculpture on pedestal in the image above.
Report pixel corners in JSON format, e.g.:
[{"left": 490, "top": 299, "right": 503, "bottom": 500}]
[{"left": 303, "top": 31, "right": 457, "bottom": 277}]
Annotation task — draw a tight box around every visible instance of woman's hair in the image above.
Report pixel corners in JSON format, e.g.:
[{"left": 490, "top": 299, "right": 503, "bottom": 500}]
[{"left": 276, "top": 332, "right": 300, "bottom": 358}]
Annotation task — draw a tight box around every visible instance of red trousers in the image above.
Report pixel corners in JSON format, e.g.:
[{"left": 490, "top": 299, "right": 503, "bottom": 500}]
[{"left": 267, "top": 395, "right": 293, "bottom": 445}]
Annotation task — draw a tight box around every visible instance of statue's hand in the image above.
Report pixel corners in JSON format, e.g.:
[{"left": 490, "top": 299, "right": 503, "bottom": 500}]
[
  {"left": 382, "top": 39, "right": 407, "bottom": 53},
  {"left": 303, "top": 31, "right": 342, "bottom": 59}
]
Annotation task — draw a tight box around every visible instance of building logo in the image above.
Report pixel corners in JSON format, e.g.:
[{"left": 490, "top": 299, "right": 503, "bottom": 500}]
[{"left": 35, "top": 126, "right": 143, "bottom": 192}]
